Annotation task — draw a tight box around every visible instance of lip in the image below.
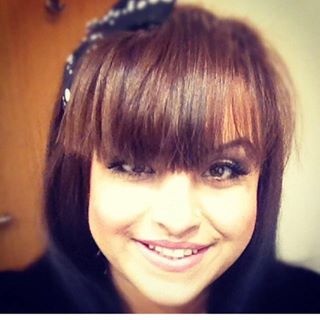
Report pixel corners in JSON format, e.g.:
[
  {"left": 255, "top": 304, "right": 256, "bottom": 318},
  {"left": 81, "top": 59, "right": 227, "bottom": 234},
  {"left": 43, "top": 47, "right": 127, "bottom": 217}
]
[
  {"left": 137, "top": 239, "right": 209, "bottom": 250},
  {"left": 134, "top": 240, "right": 212, "bottom": 273}
]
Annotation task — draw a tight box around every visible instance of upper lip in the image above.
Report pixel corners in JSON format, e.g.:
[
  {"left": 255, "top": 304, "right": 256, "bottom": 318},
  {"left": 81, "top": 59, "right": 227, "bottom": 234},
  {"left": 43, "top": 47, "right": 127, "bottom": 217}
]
[{"left": 136, "top": 239, "right": 211, "bottom": 250}]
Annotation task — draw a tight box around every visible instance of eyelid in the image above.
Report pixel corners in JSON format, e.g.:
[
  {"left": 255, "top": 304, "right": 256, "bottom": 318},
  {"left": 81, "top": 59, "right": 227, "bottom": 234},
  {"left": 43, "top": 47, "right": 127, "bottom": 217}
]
[{"left": 214, "top": 140, "right": 259, "bottom": 163}]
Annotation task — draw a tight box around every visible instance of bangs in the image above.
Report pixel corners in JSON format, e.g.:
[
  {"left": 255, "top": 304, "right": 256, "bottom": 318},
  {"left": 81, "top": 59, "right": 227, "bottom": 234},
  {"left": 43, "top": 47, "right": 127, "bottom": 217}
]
[
  {"left": 98, "top": 61, "right": 261, "bottom": 170},
  {"left": 59, "top": 5, "right": 291, "bottom": 171}
]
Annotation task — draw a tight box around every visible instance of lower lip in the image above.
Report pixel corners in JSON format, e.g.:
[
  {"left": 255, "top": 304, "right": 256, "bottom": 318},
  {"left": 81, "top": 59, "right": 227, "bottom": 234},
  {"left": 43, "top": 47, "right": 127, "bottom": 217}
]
[{"left": 135, "top": 241, "right": 210, "bottom": 273}]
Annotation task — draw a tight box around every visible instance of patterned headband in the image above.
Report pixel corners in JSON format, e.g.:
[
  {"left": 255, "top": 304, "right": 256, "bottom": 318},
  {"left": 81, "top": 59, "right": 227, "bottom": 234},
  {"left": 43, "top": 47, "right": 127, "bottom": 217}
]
[{"left": 61, "top": 0, "right": 176, "bottom": 110}]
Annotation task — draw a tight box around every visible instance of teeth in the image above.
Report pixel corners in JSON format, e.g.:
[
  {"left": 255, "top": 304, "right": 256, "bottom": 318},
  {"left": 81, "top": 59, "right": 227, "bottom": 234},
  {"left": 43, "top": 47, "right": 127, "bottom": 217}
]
[
  {"left": 162, "top": 248, "right": 174, "bottom": 257},
  {"left": 150, "top": 245, "right": 200, "bottom": 259},
  {"left": 184, "top": 249, "right": 193, "bottom": 256},
  {"left": 155, "top": 246, "right": 163, "bottom": 253},
  {"left": 173, "top": 249, "right": 185, "bottom": 258},
  {"left": 162, "top": 248, "right": 185, "bottom": 258}
]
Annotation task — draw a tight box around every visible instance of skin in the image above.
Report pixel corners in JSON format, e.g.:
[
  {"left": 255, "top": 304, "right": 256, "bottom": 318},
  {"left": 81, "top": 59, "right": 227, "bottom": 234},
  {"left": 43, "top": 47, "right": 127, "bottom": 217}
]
[{"left": 88, "top": 142, "right": 260, "bottom": 313}]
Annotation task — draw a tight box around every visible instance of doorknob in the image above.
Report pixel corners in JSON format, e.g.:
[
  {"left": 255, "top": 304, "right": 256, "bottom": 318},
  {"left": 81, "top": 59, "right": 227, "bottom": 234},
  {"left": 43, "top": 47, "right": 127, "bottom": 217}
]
[
  {"left": 45, "top": 0, "right": 65, "bottom": 15},
  {"left": 0, "top": 213, "right": 13, "bottom": 227}
]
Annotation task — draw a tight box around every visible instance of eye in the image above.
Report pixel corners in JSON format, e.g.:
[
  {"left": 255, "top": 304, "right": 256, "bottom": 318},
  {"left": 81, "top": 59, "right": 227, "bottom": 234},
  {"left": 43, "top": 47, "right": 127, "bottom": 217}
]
[
  {"left": 107, "top": 161, "right": 155, "bottom": 179},
  {"left": 202, "top": 161, "right": 249, "bottom": 181},
  {"left": 122, "top": 163, "right": 154, "bottom": 174}
]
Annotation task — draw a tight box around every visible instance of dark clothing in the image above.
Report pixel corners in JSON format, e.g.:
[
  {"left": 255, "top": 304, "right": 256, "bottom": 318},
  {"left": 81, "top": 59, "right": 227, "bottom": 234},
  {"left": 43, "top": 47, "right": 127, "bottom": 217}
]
[
  {"left": 0, "top": 250, "right": 119, "bottom": 313},
  {"left": 1, "top": 250, "right": 319, "bottom": 313},
  {"left": 241, "top": 261, "right": 320, "bottom": 313}
]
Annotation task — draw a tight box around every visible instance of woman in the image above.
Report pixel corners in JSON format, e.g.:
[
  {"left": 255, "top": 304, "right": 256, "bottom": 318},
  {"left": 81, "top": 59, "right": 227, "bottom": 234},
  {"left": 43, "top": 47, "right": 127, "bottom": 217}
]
[{"left": 1, "top": 0, "right": 319, "bottom": 313}]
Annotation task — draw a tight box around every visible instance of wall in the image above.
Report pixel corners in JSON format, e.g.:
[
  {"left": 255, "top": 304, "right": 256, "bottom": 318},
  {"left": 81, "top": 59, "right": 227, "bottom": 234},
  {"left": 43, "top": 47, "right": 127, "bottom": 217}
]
[{"left": 180, "top": 0, "right": 320, "bottom": 273}]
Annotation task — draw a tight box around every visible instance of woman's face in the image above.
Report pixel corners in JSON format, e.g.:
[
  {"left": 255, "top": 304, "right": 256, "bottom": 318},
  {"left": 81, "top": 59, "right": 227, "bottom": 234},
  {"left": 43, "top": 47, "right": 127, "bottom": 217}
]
[{"left": 89, "top": 141, "right": 260, "bottom": 312}]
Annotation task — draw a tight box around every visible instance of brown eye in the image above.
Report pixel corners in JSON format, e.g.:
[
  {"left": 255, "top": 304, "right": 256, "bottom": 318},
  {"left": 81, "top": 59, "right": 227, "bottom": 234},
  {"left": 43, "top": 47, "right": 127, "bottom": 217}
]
[
  {"left": 202, "top": 161, "right": 249, "bottom": 181},
  {"left": 132, "top": 164, "right": 154, "bottom": 174},
  {"left": 108, "top": 161, "right": 155, "bottom": 178},
  {"left": 122, "top": 164, "right": 154, "bottom": 174},
  {"left": 206, "top": 164, "right": 233, "bottom": 180}
]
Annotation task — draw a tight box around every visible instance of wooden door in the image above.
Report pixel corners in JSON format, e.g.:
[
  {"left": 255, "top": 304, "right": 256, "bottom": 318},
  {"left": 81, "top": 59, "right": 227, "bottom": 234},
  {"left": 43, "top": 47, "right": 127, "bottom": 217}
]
[{"left": 0, "top": 0, "right": 115, "bottom": 271}]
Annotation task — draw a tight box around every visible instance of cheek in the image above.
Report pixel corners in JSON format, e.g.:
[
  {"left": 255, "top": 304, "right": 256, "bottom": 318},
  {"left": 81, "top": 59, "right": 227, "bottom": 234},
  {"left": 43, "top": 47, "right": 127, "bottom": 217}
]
[
  {"left": 199, "top": 184, "right": 257, "bottom": 239},
  {"left": 89, "top": 179, "right": 153, "bottom": 229}
]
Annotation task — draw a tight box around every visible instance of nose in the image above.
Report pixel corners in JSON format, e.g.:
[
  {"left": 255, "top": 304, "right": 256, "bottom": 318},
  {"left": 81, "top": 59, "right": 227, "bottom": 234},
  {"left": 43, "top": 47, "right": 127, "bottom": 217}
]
[{"left": 150, "top": 173, "right": 201, "bottom": 237}]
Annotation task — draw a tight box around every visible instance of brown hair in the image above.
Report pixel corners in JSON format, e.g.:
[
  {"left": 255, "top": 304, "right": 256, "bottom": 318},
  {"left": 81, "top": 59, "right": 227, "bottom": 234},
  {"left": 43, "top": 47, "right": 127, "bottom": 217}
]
[{"left": 45, "top": 5, "right": 295, "bottom": 310}]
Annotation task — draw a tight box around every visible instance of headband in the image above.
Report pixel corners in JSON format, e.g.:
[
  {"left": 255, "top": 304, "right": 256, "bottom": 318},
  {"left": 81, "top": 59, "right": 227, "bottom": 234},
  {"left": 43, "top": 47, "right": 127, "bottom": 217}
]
[{"left": 61, "top": 0, "right": 176, "bottom": 110}]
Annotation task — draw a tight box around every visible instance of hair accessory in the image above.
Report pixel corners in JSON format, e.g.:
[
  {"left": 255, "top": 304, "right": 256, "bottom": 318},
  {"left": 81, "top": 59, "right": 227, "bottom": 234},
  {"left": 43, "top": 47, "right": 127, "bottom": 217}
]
[{"left": 61, "top": 0, "right": 176, "bottom": 110}]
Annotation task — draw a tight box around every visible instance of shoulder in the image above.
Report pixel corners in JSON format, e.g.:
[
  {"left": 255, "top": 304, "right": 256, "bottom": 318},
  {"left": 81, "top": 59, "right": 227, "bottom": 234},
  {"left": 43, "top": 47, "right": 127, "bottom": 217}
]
[
  {"left": 246, "top": 261, "right": 320, "bottom": 313},
  {"left": 0, "top": 248, "right": 118, "bottom": 313}
]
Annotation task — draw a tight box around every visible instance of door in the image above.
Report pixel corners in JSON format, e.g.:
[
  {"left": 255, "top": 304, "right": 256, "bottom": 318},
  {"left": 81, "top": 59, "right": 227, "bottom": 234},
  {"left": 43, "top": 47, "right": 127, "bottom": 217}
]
[{"left": 0, "top": 0, "right": 115, "bottom": 271}]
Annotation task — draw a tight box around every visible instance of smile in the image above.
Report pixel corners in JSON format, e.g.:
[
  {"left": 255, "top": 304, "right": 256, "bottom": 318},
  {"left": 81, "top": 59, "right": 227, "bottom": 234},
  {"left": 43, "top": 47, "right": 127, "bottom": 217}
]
[
  {"left": 135, "top": 240, "right": 212, "bottom": 272},
  {"left": 148, "top": 245, "right": 199, "bottom": 259}
]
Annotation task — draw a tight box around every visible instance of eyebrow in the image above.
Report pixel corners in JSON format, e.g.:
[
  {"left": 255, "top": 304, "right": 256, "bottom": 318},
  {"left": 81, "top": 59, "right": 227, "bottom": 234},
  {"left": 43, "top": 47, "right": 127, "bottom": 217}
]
[{"left": 213, "top": 138, "right": 259, "bottom": 162}]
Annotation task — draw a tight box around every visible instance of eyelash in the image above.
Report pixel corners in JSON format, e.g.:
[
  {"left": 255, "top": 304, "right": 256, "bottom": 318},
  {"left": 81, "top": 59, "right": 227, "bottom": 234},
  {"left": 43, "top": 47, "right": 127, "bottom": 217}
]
[
  {"left": 107, "top": 160, "right": 249, "bottom": 182},
  {"left": 202, "top": 161, "right": 249, "bottom": 181}
]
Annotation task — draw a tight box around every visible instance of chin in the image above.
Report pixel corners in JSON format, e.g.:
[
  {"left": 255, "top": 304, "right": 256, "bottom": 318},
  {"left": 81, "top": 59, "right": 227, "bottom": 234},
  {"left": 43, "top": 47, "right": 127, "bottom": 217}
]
[
  {"left": 150, "top": 291, "right": 196, "bottom": 307},
  {"left": 129, "top": 272, "right": 206, "bottom": 307}
]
